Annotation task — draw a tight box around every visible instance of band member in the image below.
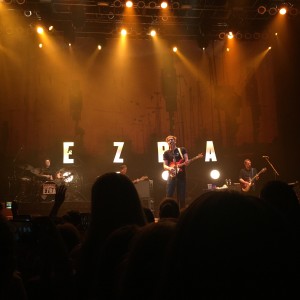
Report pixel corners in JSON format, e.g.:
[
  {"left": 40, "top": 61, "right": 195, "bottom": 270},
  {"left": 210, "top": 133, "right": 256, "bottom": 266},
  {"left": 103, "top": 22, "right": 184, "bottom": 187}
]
[
  {"left": 118, "top": 164, "right": 147, "bottom": 184},
  {"left": 239, "top": 158, "right": 258, "bottom": 195},
  {"left": 119, "top": 164, "right": 128, "bottom": 176},
  {"left": 38, "top": 158, "right": 55, "bottom": 181},
  {"left": 163, "top": 135, "right": 189, "bottom": 209}
]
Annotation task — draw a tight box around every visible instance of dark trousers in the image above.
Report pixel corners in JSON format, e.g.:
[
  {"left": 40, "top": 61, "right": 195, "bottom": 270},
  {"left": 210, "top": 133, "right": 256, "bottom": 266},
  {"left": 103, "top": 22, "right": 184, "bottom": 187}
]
[{"left": 166, "top": 176, "right": 186, "bottom": 209}]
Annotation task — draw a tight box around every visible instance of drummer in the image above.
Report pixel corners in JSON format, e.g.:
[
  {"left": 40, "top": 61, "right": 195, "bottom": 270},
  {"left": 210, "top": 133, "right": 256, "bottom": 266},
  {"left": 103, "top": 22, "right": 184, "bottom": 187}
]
[{"left": 36, "top": 158, "right": 55, "bottom": 181}]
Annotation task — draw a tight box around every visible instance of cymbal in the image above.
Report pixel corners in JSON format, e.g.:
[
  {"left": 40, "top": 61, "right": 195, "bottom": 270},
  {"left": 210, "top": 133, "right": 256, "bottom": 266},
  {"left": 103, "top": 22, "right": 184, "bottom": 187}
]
[
  {"left": 30, "top": 168, "right": 41, "bottom": 175},
  {"left": 18, "top": 164, "right": 34, "bottom": 171}
]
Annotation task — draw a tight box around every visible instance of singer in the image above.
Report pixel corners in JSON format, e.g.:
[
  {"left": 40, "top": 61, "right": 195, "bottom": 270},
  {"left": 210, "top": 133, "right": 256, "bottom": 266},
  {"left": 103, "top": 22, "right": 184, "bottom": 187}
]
[{"left": 163, "top": 135, "right": 189, "bottom": 210}]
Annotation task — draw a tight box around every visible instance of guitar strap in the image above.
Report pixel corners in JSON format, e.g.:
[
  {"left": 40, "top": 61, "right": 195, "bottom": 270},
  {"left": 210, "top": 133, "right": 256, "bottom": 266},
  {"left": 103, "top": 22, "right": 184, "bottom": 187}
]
[{"left": 177, "top": 147, "right": 183, "bottom": 159}]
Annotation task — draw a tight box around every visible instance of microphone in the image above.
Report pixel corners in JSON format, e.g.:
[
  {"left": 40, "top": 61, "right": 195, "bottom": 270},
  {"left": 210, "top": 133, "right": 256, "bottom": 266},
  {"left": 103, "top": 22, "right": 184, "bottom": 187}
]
[{"left": 262, "top": 155, "right": 269, "bottom": 158}]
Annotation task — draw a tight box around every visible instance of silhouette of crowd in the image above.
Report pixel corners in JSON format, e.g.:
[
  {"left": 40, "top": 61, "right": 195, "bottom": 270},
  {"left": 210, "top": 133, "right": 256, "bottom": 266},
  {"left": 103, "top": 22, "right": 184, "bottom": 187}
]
[{"left": 1, "top": 175, "right": 300, "bottom": 300}]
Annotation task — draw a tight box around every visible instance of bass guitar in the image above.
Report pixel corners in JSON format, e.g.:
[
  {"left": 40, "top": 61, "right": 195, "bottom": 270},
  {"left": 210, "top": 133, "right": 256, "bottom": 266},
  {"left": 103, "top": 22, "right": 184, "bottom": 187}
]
[
  {"left": 169, "top": 153, "right": 203, "bottom": 178},
  {"left": 241, "top": 167, "right": 267, "bottom": 192}
]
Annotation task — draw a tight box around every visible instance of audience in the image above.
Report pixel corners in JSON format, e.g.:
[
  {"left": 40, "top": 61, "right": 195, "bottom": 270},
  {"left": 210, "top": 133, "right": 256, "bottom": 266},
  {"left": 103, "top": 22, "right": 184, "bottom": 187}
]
[
  {"left": 75, "top": 172, "right": 147, "bottom": 299},
  {"left": 156, "top": 190, "right": 300, "bottom": 299},
  {"left": 119, "top": 220, "right": 176, "bottom": 300},
  {"left": 260, "top": 180, "right": 300, "bottom": 231},
  {"left": 158, "top": 197, "right": 180, "bottom": 220},
  {"left": 0, "top": 215, "right": 28, "bottom": 300},
  {"left": 2, "top": 177, "right": 300, "bottom": 300}
]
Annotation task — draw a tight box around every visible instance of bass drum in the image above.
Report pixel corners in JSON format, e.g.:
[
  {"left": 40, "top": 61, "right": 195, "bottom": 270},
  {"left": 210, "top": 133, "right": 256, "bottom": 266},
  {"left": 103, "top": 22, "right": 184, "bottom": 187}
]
[{"left": 56, "top": 167, "right": 82, "bottom": 190}]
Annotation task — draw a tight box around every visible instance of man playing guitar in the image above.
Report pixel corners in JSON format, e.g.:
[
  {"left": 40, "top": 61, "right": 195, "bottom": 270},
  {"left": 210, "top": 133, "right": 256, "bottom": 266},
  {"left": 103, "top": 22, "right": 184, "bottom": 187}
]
[
  {"left": 239, "top": 158, "right": 260, "bottom": 196},
  {"left": 163, "top": 135, "right": 190, "bottom": 209}
]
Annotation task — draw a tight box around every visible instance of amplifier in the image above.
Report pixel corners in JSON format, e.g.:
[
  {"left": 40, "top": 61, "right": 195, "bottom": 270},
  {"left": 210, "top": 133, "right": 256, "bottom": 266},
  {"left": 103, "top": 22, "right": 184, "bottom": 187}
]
[{"left": 135, "top": 180, "right": 153, "bottom": 199}]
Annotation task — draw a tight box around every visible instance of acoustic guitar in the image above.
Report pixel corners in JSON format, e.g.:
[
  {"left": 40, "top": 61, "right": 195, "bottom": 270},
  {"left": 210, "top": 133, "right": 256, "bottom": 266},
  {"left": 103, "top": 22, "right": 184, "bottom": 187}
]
[
  {"left": 169, "top": 153, "right": 203, "bottom": 178},
  {"left": 241, "top": 167, "right": 267, "bottom": 192}
]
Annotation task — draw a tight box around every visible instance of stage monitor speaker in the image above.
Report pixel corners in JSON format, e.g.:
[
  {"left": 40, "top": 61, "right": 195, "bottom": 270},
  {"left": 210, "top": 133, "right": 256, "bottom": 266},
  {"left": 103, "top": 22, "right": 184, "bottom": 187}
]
[{"left": 228, "top": 183, "right": 241, "bottom": 192}]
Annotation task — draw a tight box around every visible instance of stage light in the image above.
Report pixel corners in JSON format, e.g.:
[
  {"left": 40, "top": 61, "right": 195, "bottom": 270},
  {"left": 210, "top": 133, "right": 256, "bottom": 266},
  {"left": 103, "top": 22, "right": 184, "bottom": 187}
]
[
  {"left": 120, "top": 28, "right": 127, "bottom": 36},
  {"left": 125, "top": 0, "right": 133, "bottom": 8},
  {"left": 160, "top": 1, "right": 168, "bottom": 9},
  {"left": 253, "top": 32, "right": 261, "bottom": 39},
  {"left": 289, "top": 7, "right": 298, "bottom": 16},
  {"left": 244, "top": 32, "right": 252, "bottom": 39},
  {"left": 149, "top": 29, "right": 156, "bottom": 37},
  {"left": 210, "top": 169, "right": 220, "bottom": 180},
  {"left": 37, "top": 26, "right": 44, "bottom": 34},
  {"left": 268, "top": 7, "right": 278, "bottom": 15},
  {"left": 235, "top": 32, "right": 243, "bottom": 39},
  {"left": 98, "top": 45, "right": 102, "bottom": 50},
  {"left": 172, "top": 1, "right": 180, "bottom": 9},
  {"left": 219, "top": 32, "right": 226, "bottom": 39},
  {"left": 279, "top": 7, "right": 287, "bottom": 15},
  {"left": 108, "top": 12, "right": 114, "bottom": 19},
  {"left": 172, "top": 46, "right": 177, "bottom": 52},
  {"left": 149, "top": 1, "right": 157, "bottom": 8},
  {"left": 227, "top": 31, "right": 234, "bottom": 39},
  {"left": 113, "top": 0, "right": 122, "bottom": 7},
  {"left": 258, "top": 5, "right": 266, "bottom": 15},
  {"left": 39, "top": 43, "right": 43, "bottom": 48},
  {"left": 137, "top": 0, "right": 145, "bottom": 8},
  {"left": 24, "top": 10, "right": 32, "bottom": 17},
  {"left": 162, "top": 170, "right": 169, "bottom": 181}
]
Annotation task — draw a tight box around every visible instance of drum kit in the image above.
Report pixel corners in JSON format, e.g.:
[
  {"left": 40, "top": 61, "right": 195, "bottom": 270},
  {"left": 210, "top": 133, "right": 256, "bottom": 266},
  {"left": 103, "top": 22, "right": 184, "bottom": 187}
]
[{"left": 11, "top": 164, "right": 82, "bottom": 202}]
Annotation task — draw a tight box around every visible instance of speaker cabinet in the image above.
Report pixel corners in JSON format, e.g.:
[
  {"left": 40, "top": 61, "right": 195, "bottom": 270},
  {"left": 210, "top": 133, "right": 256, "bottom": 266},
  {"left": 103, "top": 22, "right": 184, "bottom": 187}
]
[{"left": 135, "top": 180, "right": 153, "bottom": 199}]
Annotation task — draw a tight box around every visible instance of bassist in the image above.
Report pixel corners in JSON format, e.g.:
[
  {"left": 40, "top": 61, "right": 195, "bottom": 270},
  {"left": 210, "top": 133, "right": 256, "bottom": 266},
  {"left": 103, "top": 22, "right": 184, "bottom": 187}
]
[
  {"left": 163, "top": 135, "right": 189, "bottom": 209},
  {"left": 239, "top": 158, "right": 259, "bottom": 196}
]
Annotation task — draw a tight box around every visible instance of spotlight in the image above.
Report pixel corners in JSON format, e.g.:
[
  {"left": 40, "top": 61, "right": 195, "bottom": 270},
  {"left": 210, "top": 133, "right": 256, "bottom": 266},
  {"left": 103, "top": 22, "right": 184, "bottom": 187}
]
[
  {"left": 160, "top": 1, "right": 168, "bottom": 9},
  {"left": 36, "top": 26, "right": 44, "bottom": 34},
  {"left": 125, "top": 0, "right": 133, "bottom": 8},
  {"left": 108, "top": 12, "right": 114, "bottom": 19},
  {"left": 149, "top": 1, "right": 157, "bottom": 8},
  {"left": 172, "top": 2, "right": 180, "bottom": 9},
  {"left": 289, "top": 7, "right": 298, "bottom": 16},
  {"left": 210, "top": 169, "right": 220, "bottom": 180},
  {"left": 149, "top": 29, "right": 156, "bottom": 37},
  {"left": 24, "top": 10, "right": 32, "bottom": 17},
  {"left": 253, "top": 32, "right": 261, "bottom": 39},
  {"left": 120, "top": 28, "right": 127, "bottom": 36},
  {"left": 268, "top": 7, "right": 278, "bottom": 15},
  {"left": 113, "top": 0, "right": 122, "bottom": 7},
  {"left": 227, "top": 31, "right": 234, "bottom": 39},
  {"left": 219, "top": 32, "right": 226, "bottom": 39},
  {"left": 258, "top": 5, "right": 266, "bottom": 15},
  {"left": 137, "top": 1, "right": 145, "bottom": 8},
  {"left": 279, "top": 7, "right": 287, "bottom": 15},
  {"left": 235, "top": 32, "right": 243, "bottom": 39},
  {"left": 244, "top": 33, "right": 252, "bottom": 39}
]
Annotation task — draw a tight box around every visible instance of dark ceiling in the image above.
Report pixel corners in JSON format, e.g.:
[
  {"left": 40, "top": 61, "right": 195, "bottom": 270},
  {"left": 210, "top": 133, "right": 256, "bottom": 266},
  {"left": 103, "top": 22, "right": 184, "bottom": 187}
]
[{"left": 1, "top": 0, "right": 300, "bottom": 41}]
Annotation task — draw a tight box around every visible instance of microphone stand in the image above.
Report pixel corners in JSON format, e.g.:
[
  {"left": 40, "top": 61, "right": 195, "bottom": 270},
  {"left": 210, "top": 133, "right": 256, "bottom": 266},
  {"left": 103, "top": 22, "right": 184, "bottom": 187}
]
[
  {"left": 172, "top": 149, "right": 180, "bottom": 209},
  {"left": 263, "top": 156, "right": 279, "bottom": 180}
]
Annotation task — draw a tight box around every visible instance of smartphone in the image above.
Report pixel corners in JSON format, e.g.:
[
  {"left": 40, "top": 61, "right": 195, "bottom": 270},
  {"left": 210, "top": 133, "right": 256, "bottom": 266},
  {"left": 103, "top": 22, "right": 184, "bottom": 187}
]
[
  {"left": 10, "top": 219, "right": 34, "bottom": 243},
  {"left": 80, "top": 213, "right": 91, "bottom": 231},
  {"left": 6, "top": 201, "right": 12, "bottom": 209}
]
